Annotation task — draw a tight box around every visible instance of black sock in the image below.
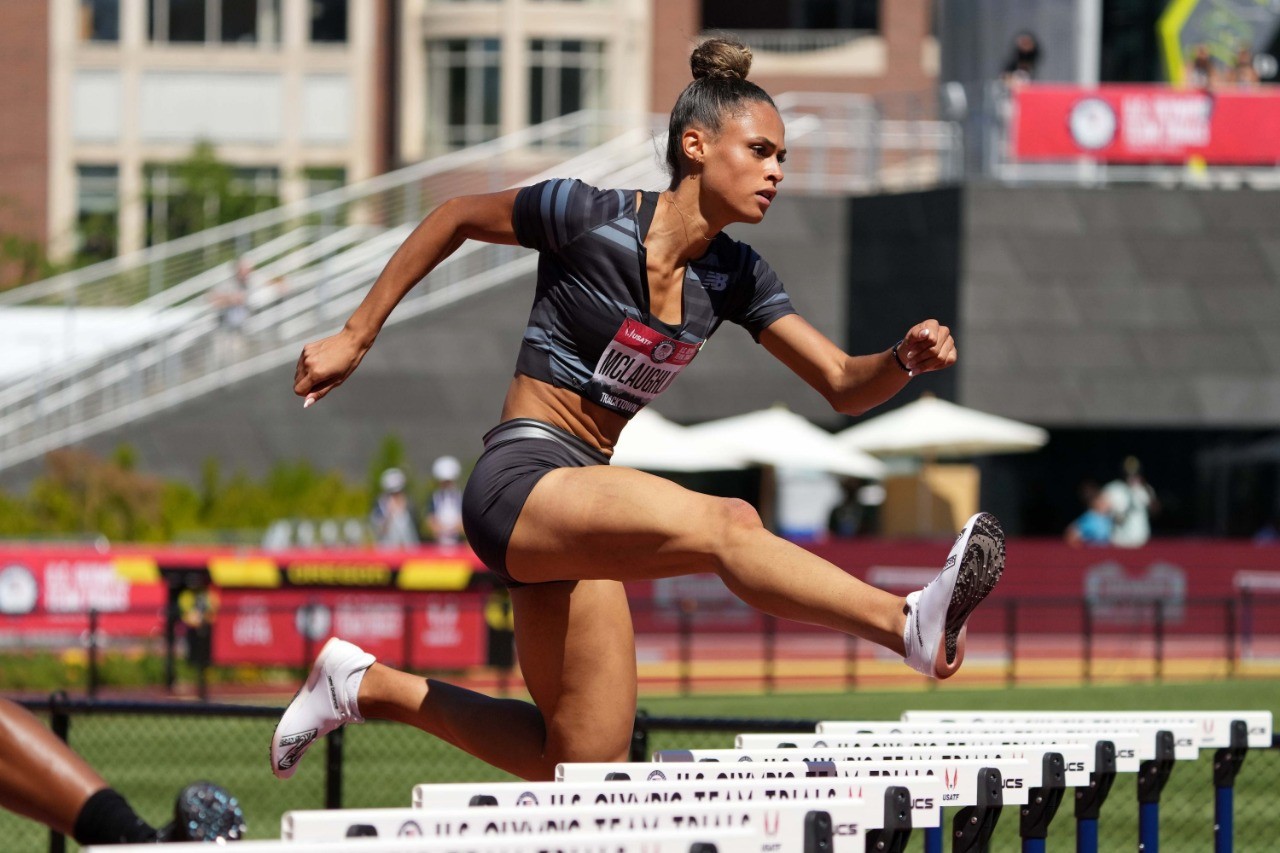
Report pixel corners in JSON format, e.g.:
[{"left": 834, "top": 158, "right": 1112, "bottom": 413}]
[{"left": 72, "top": 787, "right": 159, "bottom": 845}]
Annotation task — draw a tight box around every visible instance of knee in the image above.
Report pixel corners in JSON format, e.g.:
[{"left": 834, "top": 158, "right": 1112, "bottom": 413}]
[{"left": 708, "top": 497, "right": 765, "bottom": 558}]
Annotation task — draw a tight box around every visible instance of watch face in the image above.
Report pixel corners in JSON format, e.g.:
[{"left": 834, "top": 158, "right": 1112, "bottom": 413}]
[
  {"left": 0, "top": 564, "right": 38, "bottom": 614},
  {"left": 1069, "top": 98, "right": 1117, "bottom": 150}
]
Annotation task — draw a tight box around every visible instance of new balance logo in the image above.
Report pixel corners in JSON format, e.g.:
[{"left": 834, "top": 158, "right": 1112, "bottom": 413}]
[
  {"left": 277, "top": 729, "right": 317, "bottom": 771},
  {"left": 703, "top": 271, "right": 730, "bottom": 291}
]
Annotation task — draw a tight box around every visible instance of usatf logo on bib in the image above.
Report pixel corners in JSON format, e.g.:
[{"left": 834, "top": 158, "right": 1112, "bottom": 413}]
[{"left": 588, "top": 318, "right": 701, "bottom": 416}]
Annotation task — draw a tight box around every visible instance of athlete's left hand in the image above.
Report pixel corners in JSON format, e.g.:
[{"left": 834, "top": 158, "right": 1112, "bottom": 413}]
[{"left": 898, "top": 320, "right": 956, "bottom": 376}]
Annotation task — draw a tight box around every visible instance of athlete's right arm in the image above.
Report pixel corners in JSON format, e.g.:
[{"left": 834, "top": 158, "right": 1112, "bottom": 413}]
[{"left": 293, "top": 188, "right": 521, "bottom": 405}]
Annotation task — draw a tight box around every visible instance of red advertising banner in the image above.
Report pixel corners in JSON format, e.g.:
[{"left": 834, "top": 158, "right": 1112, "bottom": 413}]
[
  {"left": 214, "top": 589, "right": 486, "bottom": 668},
  {"left": 0, "top": 548, "right": 167, "bottom": 641},
  {"left": 1011, "top": 84, "right": 1280, "bottom": 165}
]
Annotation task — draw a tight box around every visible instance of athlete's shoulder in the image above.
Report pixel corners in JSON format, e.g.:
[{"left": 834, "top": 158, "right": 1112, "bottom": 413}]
[{"left": 513, "top": 178, "right": 634, "bottom": 251}]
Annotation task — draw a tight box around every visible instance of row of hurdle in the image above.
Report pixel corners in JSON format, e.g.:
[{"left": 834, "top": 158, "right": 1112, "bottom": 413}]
[{"left": 92, "top": 710, "right": 1274, "bottom": 853}]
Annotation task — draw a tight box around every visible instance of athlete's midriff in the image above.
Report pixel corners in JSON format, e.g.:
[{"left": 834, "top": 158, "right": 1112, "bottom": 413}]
[{"left": 499, "top": 373, "right": 629, "bottom": 456}]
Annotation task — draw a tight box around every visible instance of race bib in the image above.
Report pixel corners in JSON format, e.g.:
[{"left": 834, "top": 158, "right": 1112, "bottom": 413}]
[{"left": 587, "top": 318, "right": 701, "bottom": 416}]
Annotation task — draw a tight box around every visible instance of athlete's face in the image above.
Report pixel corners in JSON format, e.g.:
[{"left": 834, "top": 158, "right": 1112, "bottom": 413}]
[{"left": 699, "top": 102, "right": 786, "bottom": 224}]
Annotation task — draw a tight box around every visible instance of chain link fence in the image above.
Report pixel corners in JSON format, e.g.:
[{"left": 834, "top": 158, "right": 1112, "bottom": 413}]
[{"left": 1, "top": 698, "right": 1276, "bottom": 852}]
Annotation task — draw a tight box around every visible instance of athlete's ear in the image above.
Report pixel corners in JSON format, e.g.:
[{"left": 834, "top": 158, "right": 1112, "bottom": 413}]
[{"left": 681, "top": 127, "right": 708, "bottom": 170}]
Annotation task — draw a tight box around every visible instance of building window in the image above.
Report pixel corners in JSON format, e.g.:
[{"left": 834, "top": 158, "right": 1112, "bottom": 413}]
[
  {"left": 144, "top": 161, "right": 279, "bottom": 246},
  {"left": 309, "top": 0, "right": 347, "bottom": 43},
  {"left": 303, "top": 166, "right": 346, "bottom": 197},
  {"left": 528, "top": 40, "right": 605, "bottom": 125},
  {"left": 76, "top": 165, "right": 119, "bottom": 263},
  {"left": 80, "top": 0, "right": 120, "bottom": 41},
  {"left": 148, "top": 0, "right": 282, "bottom": 45},
  {"left": 427, "top": 38, "right": 501, "bottom": 149},
  {"left": 702, "top": 0, "right": 878, "bottom": 32}
]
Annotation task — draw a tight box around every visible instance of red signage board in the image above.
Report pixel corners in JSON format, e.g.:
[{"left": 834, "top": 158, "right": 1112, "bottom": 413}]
[
  {"left": 1012, "top": 84, "right": 1280, "bottom": 165},
  {"left": 0, "top": 548, "right": 167, "bottom": 641},
  {"left": 214, "top": 589, "right": 486, "bottom": 668}
]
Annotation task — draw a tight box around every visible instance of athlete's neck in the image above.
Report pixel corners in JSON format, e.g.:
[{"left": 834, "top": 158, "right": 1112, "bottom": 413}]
[{"left": 651, "top": 186, "right": 722, "bottom": 265}]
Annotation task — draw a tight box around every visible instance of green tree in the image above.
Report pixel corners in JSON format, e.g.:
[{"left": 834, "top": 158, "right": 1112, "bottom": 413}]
[{"left": 146, "top": 140, "right": 279, "bottom": 245}]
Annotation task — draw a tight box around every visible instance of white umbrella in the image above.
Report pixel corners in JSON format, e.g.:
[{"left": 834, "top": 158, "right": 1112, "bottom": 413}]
[
  {"left": 686, "top": 406, "right": 887, "bottom": 479},
  {"left": 611, "top": 408, "right": 750, "bottom": 472},
  {"left": 836, "top": 393, "right": 1048, "bottom": 458}
]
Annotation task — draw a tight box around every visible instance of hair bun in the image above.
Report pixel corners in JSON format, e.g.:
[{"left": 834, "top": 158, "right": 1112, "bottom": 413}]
[{"left": 690, "top": 37, "right": 753, "bottom": 82}]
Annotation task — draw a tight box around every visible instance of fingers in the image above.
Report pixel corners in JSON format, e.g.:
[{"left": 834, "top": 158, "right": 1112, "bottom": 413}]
[{"left": 899, "top": 321, "right": 956, "bottom": 376}]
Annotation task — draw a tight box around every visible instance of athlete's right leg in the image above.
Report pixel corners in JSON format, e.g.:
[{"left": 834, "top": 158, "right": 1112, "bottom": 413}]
[{"left": 505, "top": 463, "right": 1004, "bottom": 678}]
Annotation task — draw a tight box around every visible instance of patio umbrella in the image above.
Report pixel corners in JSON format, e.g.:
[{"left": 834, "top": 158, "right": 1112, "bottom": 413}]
[
  {"left": 835, "top": 392, "right": 1047, "bottom": 535},
  {"left": 611, "top": 408, "right": 750, "bottom": 472},
  {"left": 835, "top": 393, "right": 1048, "bottom": 458},
  {"left": 686, "top": 406, "right": 887, "bottom": 479}
]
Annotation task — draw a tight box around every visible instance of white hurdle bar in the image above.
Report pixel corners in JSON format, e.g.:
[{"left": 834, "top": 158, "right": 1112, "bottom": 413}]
[
  {"left": 560, "top": 757, "right": 1014, "bottom": 853},
  {"left": 281, "top": 795, "right": 908, "bottom": 852},
  {"left": 897, "top": 710, "right": 1272, "bottom": 749},
  {"left": 899, "top": 710, "right": 1273, "bottom": 853},
  {"left": 88, "top": 830, "right": 757, "bottom": 853},
  {"left": 412, "top": 774, "right": 945, "bottom": 819},
  {"left": 812, "top": 719, "right": 1194, "bottom": 762}
]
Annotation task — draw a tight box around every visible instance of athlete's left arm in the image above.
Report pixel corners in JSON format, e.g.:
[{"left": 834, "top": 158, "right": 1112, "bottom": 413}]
[{"left": 759, "top": 314, "right": 956, "bottom": 416}]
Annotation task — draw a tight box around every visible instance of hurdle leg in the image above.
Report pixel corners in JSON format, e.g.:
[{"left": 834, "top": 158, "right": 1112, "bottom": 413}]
[
  {"left": 1136, "top": 730, "right": 1176, "bottom": 852},
  {"left": 1019, "top": 753, "right": 1065, "bottom": 853},
  {"left": 1212, "top": 720, "right": 1249, "bottom": 853},
  {"left": 1073, "top": 741, "right": 1116, "bottom": 853},
  {"left": 952, "top": 768, "right": 1003, "bottom": 853},
  {"left": 863, "top": 787, "right": 912, "bottom": 853}
]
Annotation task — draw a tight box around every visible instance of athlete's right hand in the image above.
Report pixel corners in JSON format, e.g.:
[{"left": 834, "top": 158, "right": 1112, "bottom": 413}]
[{"left": 294, "top": 330, "right": 368, "bottom": 408}]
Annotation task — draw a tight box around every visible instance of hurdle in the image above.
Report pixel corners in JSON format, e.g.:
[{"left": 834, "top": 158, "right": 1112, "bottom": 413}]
[
  {"left": 413, "top": 773, "right": 944, "bottom": 814},
  {"left": 736, "top": 727, "right": 1144, "bottom": 853},
  {"left": 560, "top": 757, "right": 1012, "bottom": 853},
  {"left": 656, "top": 741, "right": 1089, "bottom": 853},
  {"left": 415, "top": 773, "right": 943, "bottom": 852},
  {"left": 88, "top": 831, "right": 757, "bottom": 852},
  {"left": 810, "top": 718, "right": 1197, "bottom": 852},
  {"left": 282, "top": 792, "right": 913, "bottom": 852},
  {"left": 900, "top": 711, "right": 1273, "bottom": 853}
]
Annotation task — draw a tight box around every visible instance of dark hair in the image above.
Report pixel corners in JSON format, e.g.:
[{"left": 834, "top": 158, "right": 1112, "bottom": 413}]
[{"left": 665, "top": 37, "right": 777, "bottom": 181}]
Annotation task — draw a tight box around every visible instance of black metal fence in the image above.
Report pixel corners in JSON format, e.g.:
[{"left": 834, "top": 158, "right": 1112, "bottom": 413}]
[
  {"left": 4, "top": 594, "right": 1278, "bottom": 698},
  {"left": 3, "top": 696, "right": 1278, "bottom": 852}
]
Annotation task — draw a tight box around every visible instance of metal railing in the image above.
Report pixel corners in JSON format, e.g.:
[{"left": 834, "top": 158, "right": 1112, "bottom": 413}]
[{"left": 0, "top": 99, "right": 962, "bottom": 475}]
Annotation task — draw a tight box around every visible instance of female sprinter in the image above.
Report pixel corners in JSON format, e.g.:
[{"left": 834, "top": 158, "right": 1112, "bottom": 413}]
[{"left": 271, "top": 37, "right": 1005, "bottom": 782}]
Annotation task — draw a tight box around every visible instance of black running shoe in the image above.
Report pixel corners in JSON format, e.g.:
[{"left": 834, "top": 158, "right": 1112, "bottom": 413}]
[{"left": 156, "top": 781, "right": 246, "bottom": 842}]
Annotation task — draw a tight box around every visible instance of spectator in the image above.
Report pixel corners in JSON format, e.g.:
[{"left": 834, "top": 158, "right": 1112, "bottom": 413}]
[
  {"left": 210, "top": 258, "right": 251, "bottom": 363},
  {"left": 1002, "top": 31, "right": 1041, "bottom": 86},
  {"left": 0, "top": 697, "right": 244, "bottom": 843},
  {"left": 1065, "top": 485, "right": 1112, "bottom": 547},
  {"left": 1228, "top": 44, "right": 1260, "bottom": 88},
  {"left": 1186, "top": 44, "right": 1221, "bottom": 90},
  {"left": 1102, "top": 456, "right": 1159, "bottom": 548},
  {"left": 369, "top": 467, "right": 419, "bottom": 549},
  {"left": 427, "top": 455, "right": 465, "bottom": 545},
  {"left": 827, "top": 477, "right": 866, "bottom": 539}
]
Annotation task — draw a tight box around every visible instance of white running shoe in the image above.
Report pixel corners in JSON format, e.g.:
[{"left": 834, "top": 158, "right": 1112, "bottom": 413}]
[
  {"left": 903, "top": 512, "right": 1005, "bottom": 679},
  {"left": 270, "top": 637, "right": 375, "bottom": 780}
]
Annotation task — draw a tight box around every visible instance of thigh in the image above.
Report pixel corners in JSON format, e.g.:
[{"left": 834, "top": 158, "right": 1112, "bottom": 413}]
[
  {"left": 511, "top": 579, "right": 637, "bottom": 772},
  {"left": 506, "top": 464, "right": 744, "bottom": 583}
]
